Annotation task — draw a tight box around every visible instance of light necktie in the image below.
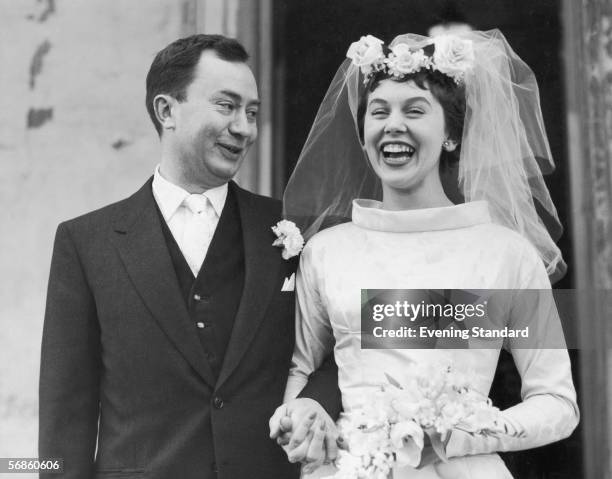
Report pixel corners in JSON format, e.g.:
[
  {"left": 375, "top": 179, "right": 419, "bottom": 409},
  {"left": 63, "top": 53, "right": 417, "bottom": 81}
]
[{"left": 182, "top": 194, "right": 216, "bottom": 276}]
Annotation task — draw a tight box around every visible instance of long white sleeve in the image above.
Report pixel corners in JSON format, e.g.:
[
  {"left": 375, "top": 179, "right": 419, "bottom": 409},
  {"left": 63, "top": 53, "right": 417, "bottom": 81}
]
[
  {"left": 446, "top": 246, "right": 579, "bottom": 457},
  {"left": 284, "top": 241, "right": 335, "bottom": 402}
]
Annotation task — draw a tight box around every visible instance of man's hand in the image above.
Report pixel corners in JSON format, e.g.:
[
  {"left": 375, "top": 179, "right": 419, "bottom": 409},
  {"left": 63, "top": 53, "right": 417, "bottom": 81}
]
[{"left": 270, "top": 398, "right": 339, "bottom": 471}]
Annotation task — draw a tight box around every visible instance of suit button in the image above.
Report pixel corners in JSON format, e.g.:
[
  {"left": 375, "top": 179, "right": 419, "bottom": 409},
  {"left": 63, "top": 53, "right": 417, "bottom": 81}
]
[
  {"left": 194, "top": 293, "right": 201, "bottom": 301},
  {"left": 196, "top": 322, "right": 206, "bottom": 329},
  {"left": 213, "top": 397, "right": 224, "bottom": 409},
  {"left": 211, "top": 461, "right": 218, "bottom": 472}
]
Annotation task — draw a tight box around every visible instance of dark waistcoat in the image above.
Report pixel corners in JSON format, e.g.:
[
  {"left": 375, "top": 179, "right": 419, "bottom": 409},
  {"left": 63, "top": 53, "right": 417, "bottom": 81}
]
[{"left": 158, "top": 189, "right": 245, "bottom": 378}]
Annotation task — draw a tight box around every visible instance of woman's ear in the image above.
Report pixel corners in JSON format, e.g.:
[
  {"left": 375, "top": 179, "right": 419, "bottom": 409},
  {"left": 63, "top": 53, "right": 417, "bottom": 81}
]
[
  {"left": 153, "top": 94, "right": 177, "bottom": 132},
  {"left": 442, "top": 138, "right": 458, "bottom": 152}
]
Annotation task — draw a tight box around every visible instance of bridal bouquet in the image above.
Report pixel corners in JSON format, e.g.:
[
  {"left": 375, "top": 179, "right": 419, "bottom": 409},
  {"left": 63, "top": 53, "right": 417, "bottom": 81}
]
[{"left": 325, "top": 362, "right": 503, "bottom": 479}]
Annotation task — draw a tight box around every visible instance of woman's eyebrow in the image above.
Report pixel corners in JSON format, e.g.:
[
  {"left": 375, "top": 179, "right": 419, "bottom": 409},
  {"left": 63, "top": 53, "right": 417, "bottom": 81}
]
[
  {"left": 368, "top": 98, "right": 388, "bottom": 107},
  {"left": 403, "top": 96, "right": 432, "bottom": 106},
  {"left": 368, "top": 96, "right": 432, "bottom": 107}
]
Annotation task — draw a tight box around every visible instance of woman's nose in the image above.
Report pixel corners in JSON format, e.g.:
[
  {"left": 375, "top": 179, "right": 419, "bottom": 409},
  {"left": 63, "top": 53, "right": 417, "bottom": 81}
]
[{"left": 383, "top": 111, "right": 408, "bottom": 134}]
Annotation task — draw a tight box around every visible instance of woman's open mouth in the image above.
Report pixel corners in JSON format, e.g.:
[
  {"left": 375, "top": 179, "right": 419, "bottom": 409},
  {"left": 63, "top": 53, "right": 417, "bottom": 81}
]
[{"left": 380, "top": 142, "right": 416, "bottom": 166}]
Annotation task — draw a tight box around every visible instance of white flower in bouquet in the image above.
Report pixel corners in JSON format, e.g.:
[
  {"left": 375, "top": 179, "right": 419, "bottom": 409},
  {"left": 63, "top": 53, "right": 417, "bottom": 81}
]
[
  {"left": 328, "top": 363, "right": 504, "bottom": 478},
  {"left": 361, "top": 388, "right": 400, "bottom": 426},
  {"left": 458, "top": 398, "right": 503, "bottom": 434},
  {"left": 348, "top": 424, "right": 390, "bottom": 458},
  {"left": 328, "top": 452, "right": 365, "bottom": 479},
  {"left": 390, "top": 420, "right": 424, "bottom": 468},
  {"left": 435, "top": 399, "right": 467, "bottom": 435},
  {"left": 371, "top": 451, "right": 393, "bottom": 477},
  {"left": 390, "top": 397, "right": 420, "bottom": 419}
]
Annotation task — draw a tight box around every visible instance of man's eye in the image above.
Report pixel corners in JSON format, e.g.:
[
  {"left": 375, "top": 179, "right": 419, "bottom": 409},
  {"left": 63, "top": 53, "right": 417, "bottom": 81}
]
[
  {"left": 247, "top": 110, "right": 258, "bottom": 121},
  {"left": 218, "top": 102, "right": 235, "bottom": 111}
]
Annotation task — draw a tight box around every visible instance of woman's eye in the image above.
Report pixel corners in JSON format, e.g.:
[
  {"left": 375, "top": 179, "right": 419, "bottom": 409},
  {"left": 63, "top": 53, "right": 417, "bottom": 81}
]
[
  {"left": 406, "top": 108, "right": 424, "bottom": 115},
  {"left": 370, "top": 109, "right": 388, "bottom": 117}
]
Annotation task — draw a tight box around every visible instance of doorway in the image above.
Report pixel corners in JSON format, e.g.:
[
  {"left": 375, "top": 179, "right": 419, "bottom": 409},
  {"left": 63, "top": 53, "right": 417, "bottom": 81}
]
[{"left": 274, "top": 1, "right": 581, "bottom": 477}]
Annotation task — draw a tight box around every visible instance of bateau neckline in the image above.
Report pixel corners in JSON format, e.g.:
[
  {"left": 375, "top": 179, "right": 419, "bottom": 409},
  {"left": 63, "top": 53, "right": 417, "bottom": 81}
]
[{"left": 351, "top": 199, "right": 492, "bottom": 233}]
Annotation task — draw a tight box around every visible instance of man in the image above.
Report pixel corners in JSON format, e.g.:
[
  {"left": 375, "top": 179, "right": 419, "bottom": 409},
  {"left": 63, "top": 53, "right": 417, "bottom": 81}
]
[{"left": 39, "top": 34, "right": 339, "bottom": 479}]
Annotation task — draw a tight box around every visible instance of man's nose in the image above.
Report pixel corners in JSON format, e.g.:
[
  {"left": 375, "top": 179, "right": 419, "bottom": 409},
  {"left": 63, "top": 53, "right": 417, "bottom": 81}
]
[{"left": 228, "top": 110, "right": 252, "bottom": 137}]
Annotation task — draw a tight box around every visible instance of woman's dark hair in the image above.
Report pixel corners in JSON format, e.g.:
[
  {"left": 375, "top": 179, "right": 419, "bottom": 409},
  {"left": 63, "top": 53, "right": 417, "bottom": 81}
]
[
  {"left": 146, "top": 34, "right": 249, "bottom": 136},
  {"left": 356, "top": 46, "right": 466, "bottom": 167}
]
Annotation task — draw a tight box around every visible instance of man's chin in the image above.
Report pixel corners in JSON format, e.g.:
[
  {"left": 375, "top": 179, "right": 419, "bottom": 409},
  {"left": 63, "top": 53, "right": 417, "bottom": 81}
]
[{"left": 210, "top": 162, "right": 243, "bottom": 184}]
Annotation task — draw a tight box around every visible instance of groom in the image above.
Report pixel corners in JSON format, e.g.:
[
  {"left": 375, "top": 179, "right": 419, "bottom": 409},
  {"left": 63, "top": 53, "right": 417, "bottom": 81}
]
[{"left": 39, "top": 34, "right": 340, "bottom": 479}]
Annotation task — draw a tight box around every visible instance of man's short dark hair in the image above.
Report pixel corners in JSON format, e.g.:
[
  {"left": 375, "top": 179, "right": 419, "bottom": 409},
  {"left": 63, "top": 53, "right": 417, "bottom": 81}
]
[{"left": 146, "top": 34, "right": 250, "bottom": 136}]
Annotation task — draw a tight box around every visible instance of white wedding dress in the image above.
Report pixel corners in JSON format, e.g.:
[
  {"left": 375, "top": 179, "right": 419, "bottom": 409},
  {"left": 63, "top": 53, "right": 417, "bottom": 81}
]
[{"left": 284, "top": 200, "right": 579, "bottom": 479}]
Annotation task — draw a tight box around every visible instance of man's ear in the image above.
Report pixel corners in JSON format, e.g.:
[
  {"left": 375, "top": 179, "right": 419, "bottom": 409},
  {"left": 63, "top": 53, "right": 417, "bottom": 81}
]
[{"left": 153, "top": 94, "right": 177, "bottom": 132}]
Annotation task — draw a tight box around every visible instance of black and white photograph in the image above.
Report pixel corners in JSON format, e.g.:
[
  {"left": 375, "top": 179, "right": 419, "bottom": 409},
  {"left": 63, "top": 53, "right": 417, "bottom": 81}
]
[{"left": 1, "top": 1, "right": 611, "bottom": 478}]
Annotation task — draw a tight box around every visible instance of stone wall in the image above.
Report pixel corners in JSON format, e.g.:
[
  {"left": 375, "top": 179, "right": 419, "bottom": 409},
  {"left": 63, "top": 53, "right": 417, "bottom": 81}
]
[
  {"left": 0, "top": 0, "right": 271, "bottom": 465},
  {"left": 0, "top": 0, "right": 184, "bottom": 459}
]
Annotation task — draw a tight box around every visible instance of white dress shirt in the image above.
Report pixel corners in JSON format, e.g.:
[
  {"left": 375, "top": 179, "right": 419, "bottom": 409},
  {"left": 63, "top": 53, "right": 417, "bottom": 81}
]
[{"left": 152, "top": 166, "right": 228, "bottom": 277}]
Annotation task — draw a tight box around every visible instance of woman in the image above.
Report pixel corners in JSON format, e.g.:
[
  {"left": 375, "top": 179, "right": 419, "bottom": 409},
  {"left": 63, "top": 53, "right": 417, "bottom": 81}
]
[{"left": 280, "top": 30, "right": 578, "bottom": 478}]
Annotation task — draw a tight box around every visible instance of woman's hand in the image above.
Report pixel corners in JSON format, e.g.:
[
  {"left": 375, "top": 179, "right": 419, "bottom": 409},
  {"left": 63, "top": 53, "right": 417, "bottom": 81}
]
[{"left": 270, "top": 398, "right": 339, "bottom": 471}]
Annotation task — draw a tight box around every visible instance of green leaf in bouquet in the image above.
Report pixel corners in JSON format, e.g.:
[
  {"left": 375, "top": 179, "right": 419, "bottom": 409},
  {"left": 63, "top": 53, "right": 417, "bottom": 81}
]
[
  {"left": 425, "top": 428, "right": 448, "bottom": 463},
  {"left": 385, "top": 373, "right": 404, "bottom": 390}
]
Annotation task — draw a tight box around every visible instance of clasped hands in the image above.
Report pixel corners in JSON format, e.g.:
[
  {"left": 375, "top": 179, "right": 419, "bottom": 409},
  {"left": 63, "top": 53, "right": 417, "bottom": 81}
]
[
  {"left": 269, "top": 398, "right": 342, "bottom": 474},
  {"left": 269, "top": 398, "right": 446, "bottom": 474}
]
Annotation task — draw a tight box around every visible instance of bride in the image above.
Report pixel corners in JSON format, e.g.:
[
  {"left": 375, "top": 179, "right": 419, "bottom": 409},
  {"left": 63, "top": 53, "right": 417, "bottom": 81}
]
[{"left": 275, "top": 30, "right": 578, "bottom": 478}]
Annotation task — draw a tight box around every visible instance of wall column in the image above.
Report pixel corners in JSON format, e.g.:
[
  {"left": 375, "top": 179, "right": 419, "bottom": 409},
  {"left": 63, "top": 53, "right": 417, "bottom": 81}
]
[{"left": 563, "top": 0, "right": 612, "bottom": 477}]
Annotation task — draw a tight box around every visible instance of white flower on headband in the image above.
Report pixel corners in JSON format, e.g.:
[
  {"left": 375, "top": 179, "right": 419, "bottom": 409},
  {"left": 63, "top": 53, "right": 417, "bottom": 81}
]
[
  {"left": 432, "top": 35, "right": 475, "bottom": 83},
  {"left": 346, "top": 35, "right": 385, "bottom": 76},
  {"left": 386, "top": 44, "right": 429, "bottom": 77},
  {"left": 347, "top": 34, "right": 474, "bottom": 85}
]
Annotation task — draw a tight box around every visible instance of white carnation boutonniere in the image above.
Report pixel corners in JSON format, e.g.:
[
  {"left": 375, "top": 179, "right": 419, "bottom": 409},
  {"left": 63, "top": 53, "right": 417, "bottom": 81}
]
[
  {"left": 272, "top": 220, "right": 304, "bottom": 260},
  {"left": 432, "top": 35, "right": 475, "bottom": 83},
  {"left": 346, "top": 34, "right": 385, "bottom": 77}
]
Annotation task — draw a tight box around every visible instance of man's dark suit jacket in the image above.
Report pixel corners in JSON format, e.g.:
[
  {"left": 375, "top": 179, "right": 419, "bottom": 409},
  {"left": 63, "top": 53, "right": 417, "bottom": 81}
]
[{"left": 39, "top": 179, "right": 341, "bottom": 479}]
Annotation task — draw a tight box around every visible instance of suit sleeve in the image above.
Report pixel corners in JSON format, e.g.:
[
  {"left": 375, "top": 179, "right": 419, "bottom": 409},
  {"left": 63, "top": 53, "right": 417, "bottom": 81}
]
[
  {"left": 297, "top": 352, "right": 342, "bottom": 420},
  {"left": 285, "top": 241, "right": 342, "bottom": 420},
  {"left": 39, "top": 223, "right": 101, "bottom": 479}
]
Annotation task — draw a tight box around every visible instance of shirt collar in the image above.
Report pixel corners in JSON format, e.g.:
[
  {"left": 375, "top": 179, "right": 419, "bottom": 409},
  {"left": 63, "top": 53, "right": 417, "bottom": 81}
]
[{"left": 152, "top": 166, "right": 228, "bottom": 221}]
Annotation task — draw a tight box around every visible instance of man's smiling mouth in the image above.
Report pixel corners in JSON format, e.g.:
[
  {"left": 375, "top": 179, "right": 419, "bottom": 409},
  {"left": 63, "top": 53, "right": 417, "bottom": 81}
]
[{"left": 217, "top": 142, "right": 244, "bottom": 157}]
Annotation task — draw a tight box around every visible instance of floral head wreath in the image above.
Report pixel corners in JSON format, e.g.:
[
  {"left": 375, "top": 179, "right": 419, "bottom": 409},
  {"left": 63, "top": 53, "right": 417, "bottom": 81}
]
[{"left": 346, "top": 34, "right": 475, "bottom": 84}]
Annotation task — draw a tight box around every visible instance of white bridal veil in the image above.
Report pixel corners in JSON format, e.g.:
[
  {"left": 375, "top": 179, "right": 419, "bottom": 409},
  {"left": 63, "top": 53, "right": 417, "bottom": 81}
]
[{"left": 283, "top": 29, "right": 565, "bottom": 280}]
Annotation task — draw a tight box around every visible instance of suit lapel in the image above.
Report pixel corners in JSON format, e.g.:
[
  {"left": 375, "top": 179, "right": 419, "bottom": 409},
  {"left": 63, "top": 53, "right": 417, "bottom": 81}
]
[
  {"left": 217, "top": 182, "right": 282, "bottom": 388},
  {"left": 109, "top": 179, "right": 217, "bottom": 388}
]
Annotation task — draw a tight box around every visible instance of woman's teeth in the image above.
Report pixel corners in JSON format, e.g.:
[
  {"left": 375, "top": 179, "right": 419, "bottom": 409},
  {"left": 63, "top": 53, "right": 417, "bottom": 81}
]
[{"left": 381, "top": 143, "right": 415, "bottom": 162}]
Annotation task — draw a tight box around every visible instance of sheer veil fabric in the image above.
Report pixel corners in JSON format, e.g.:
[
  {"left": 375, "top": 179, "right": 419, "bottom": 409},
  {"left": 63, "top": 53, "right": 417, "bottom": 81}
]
[{"left": 283, "top": 29, "right": 565, "bottom": 280}]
